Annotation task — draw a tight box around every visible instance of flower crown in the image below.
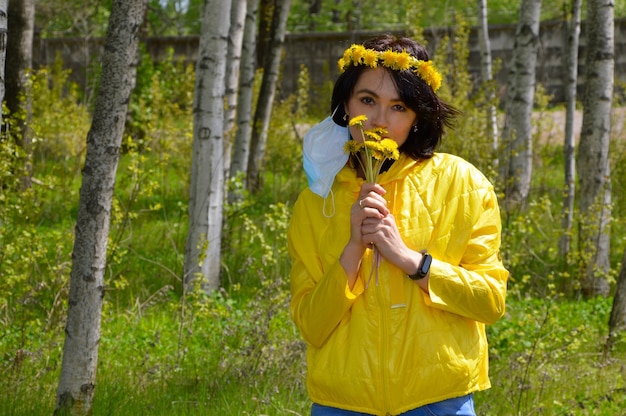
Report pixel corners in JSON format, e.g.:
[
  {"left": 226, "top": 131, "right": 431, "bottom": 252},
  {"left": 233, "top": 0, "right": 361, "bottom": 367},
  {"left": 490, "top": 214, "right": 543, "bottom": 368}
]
[{"left": 337, "top": 44, "right": 442, "bottom": 92}]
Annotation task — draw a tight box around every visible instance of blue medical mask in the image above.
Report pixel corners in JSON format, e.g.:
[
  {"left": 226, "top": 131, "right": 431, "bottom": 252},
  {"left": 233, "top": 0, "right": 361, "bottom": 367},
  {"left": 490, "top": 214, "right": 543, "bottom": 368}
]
[{"left": 303, "top": 115, "right": 350, "bottom": 199}]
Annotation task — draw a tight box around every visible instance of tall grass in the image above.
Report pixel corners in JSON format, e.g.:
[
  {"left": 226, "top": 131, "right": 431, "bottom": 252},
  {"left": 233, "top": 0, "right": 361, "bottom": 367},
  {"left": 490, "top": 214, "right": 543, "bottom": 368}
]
[{"left": 1, "top": 22, "right": 626, "bottom": 415}]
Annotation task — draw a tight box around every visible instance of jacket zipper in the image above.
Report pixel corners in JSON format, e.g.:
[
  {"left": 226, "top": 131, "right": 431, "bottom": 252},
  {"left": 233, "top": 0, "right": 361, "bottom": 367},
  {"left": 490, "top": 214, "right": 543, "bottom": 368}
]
[{"left": 376, "top": 266, "right": 392, "bottom": 413}]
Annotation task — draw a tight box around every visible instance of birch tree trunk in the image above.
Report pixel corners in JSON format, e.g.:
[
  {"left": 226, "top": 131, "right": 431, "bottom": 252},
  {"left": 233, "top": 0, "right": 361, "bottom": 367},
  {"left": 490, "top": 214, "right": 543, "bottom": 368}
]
[
  {"left": 5, "top": 0, "right": 34, "bottom": 188},
  {"left": 576, "top": 0, "right": 613, "bottom": 298},
  {"left": 55, "top": 1, "right": 146, "bottom": 414},
  {"left": 559, "top": 0, "right": 582, "bottom": 259},
  {"left": 222, "top": 0, "right": 247, "bottom": 184},
  {"left": 246, "top": 0, "right": 292, "bottom": 193},
  {"left": 477, "top": 0, "right": 498, "bottom": 153},
  {"left": 0, "top": 0, "right": 7, "bottom": 128},
  {"left": 229, "top": 0, "right": 258, "bottom": 198},
  {"left": 500, "top": 0, "right": 541, "bottom": 207},
  {"left": 184, "top": 0, "right": 231, "bottom": 291},
  {"left": 607, "top": 248, "right": 626, "bottom": 352}
]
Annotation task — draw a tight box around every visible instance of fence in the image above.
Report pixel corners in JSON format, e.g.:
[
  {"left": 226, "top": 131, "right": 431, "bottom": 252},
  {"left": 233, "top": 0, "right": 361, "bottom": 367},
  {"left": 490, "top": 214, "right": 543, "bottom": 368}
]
[{"left": 33, "top": 18, "right": 626, "bottom": 104}]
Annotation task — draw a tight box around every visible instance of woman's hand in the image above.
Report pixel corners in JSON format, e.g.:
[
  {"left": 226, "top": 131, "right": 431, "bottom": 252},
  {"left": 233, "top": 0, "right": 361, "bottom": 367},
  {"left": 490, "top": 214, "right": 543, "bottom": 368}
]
[
  {"left": 340, "top": 183, "right": 387, "bottom": 288},
  {"left": 357, "top": 183, "right": 430, "bottom": 292},
  {"left": 352, "top": 182, "right": 389, "bottom": 248}
]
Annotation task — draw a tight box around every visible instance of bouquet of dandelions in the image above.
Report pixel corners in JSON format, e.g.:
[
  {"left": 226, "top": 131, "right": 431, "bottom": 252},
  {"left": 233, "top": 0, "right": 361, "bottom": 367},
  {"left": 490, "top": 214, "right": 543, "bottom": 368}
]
[
  {"left": 344, "top": 115, "right": 400, "bottom": 183},
  {"left": 344, "top": 115, "right": 400, "bottom": 286}
]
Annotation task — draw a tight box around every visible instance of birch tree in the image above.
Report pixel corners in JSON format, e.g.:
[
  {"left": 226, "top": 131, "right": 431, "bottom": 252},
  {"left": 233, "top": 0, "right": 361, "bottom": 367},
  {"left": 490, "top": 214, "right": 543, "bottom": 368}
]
[
  {"left": 246, "top": 0, "right": 292, "bottom": 193},
  {"left": 500, "top": 0, "right": 541, "bottom": 206},
  {"left": 223, "top": 0, "right": 248, "bottom": 183},
  {"left": 184, "top": 0, "right": 231, "bottom": 291},
  {"left": 5, "top": 0, "right": 34, "bottom": 188},
  {"left": 229, "top": 0, "right": 259, "bottom": 197},
  {"left": 477, "top": 0, "right": 498, "bottom": 153},
  {"left": 55, "top": 1, "right": 147, "bottom": 414},
  {"left": 559, "top": 0, "right": 582, "bottom": 258},
  {"left": 0, "top": 0, "right": 7, "bottom": 128},
  {"left": 576, "top": 0, "right": 613, "bottom": 298}
]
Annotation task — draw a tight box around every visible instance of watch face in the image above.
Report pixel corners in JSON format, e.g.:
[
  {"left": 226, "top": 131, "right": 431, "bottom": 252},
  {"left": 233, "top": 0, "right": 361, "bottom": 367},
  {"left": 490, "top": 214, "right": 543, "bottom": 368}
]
[{"left": 419, "top": 254, "right": 432, "bottom": 276}]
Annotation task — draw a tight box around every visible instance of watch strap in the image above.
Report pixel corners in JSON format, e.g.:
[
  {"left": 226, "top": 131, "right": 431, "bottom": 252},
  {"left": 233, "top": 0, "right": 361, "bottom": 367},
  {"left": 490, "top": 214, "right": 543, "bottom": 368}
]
[{"left": 409, "top": 251, "right": 432, "bottom": 280}]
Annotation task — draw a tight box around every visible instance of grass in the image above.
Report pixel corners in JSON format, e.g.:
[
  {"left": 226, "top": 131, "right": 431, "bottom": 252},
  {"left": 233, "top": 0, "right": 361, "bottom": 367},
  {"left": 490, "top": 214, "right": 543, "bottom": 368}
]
[{"left": 3, "top": 289, "right": 626, "bottom": 415}]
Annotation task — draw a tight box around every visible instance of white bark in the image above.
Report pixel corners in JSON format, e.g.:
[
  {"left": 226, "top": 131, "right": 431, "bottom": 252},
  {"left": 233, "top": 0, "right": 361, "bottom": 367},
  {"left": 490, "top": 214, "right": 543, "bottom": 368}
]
[
  {"left": 184, "top": 0, "right": 232, "bottom": 291},
  {"left": 500, "top": 0, "right": 541, "bottom": 206},
  {"left": 55, "top": 1, "right": 146, "bottom": 414},
  {"left": 477, "top": 0, "right": 498, "bottom": 152},
  {"left": 223, "top": 0, "right": 248, "bottom": 184},
  {"left": 229, "top": 0, "right": 258, "bottom": 195},
  {"left": 246, "top": 0, "right": 292, "bottom": 193},
  {"left": 577, "top": 0, "right": 613, "bottom": 298},
  {"left": 559, "top": 0, "right": 582, "bottom": 258},
  {"left": 0, "top": 0, "right": 7, "bottom": 128}
]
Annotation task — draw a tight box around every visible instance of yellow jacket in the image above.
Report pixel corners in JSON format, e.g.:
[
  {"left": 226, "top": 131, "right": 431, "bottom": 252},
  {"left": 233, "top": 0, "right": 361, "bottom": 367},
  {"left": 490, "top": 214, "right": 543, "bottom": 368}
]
[{"left": 288, "top": 153, "right": 508, "bottom": 415}]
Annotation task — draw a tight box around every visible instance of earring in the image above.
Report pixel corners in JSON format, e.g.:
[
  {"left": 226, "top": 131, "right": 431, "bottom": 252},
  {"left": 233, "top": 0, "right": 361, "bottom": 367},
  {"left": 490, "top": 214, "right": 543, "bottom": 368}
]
[
  {"left": 343, "top": 113, "right": 349, "bottom": 121},
  {"left": 412, "top": 125, "right": 418, "bottom": 133}
]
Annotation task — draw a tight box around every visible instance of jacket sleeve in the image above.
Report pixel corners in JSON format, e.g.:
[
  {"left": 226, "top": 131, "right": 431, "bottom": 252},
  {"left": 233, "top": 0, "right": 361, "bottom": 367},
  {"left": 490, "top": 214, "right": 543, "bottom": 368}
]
[
  {"left": 288, "top": 193, "right": 364, "bottom": 348},
  {"left": 424, "top": 185, "right": 508, "bottom": 325}
]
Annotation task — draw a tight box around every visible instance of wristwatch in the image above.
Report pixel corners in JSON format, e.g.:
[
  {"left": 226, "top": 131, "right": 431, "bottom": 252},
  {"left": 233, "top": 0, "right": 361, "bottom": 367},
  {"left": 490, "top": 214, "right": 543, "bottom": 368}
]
[{"left": 409, "top": 251, "right": 432, "bottom": 280}]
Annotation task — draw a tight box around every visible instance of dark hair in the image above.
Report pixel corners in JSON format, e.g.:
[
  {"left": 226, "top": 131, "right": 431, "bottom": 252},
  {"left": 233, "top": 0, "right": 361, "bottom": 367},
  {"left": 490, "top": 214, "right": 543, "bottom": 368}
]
[{"left": 330, "top": 34, "right": 458, "bottom": 160}]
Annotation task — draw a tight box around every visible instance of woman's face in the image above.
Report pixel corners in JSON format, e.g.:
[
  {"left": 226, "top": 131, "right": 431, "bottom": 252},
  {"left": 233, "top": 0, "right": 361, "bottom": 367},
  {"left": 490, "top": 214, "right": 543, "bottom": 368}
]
[{"left": 344, "top": 68, "right": 417, "bottom": 148}]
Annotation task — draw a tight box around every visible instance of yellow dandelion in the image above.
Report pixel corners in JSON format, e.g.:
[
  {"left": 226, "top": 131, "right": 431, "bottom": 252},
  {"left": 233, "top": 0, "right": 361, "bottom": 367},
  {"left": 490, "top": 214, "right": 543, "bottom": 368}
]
[
  {"left": 365, "top": 141, "right": 387, "bottom": 160},
  {"left": 338, "top": 58, "right": 348, "bottom": 72},
  {"left": 343, "top": 46, "right": 355, "bottom": 61},
  {"left": 363, "top": 50, "right": 379, "bottom": 68},
  {"left": 381, "top": 50, "right": 398, "bottom": 69},
  {"left": 364, "top": 129, "right": 382, "bottom": 141},
  {"left": 415, "top": 61, "right": 442, "bottom": 92},
  {"left": 349, "top": 115, "right": 368, "bottom": 126},
  {"left": 372, "top": 127, "right": 389, "bottom": 137},
  {"left": 351, "top": 45, "right": 367, "bottom": 65},
  {"left": 380, "top": 139, "right": 400, "bottom": 160},
  {"left": 395, "top": 51, "right": 411, "bottom": 71},
  {"left": 344, "top": 140, "right": 362, "bottom": 155}
]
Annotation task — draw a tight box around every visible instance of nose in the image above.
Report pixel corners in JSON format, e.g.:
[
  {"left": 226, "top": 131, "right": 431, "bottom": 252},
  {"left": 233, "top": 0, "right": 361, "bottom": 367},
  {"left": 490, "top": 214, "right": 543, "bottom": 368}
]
[{"left": 369, "top": 108, "right": 387, "bottom": 129}]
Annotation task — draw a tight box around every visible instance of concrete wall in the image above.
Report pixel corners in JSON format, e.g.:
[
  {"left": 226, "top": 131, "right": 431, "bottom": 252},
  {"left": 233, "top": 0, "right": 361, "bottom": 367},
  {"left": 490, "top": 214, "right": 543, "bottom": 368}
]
[{"left": 33, "top": 19, "right": 626, "bottom": 104}]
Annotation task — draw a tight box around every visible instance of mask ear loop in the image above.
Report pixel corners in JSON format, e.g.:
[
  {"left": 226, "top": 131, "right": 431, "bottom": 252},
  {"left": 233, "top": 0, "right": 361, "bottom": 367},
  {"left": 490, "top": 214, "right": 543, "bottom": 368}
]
[{"left": 322, "top": 188, "right": 336, "bottom": 218}]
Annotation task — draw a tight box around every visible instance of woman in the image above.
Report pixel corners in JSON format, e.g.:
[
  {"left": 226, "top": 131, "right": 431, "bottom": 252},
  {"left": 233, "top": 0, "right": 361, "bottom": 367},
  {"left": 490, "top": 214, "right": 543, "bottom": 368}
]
[{"left": 288, "top": 34, "right": 508, "bottom": 416}]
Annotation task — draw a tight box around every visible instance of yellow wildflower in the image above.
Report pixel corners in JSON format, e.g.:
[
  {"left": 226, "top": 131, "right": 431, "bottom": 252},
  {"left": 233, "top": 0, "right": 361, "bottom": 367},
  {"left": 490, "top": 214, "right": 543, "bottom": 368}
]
[
  {"left": 364, "top": 130, "right": 382, "bottom": 141},
  {"left": 349, "top": 115, "right": 368, "bottom": 126},
  {"left": 381, "top": 50, "right": 398, "bottom": 70},
  {"left": 351, "top": 45, "right": 367, "bottom": 65},
  {"left": 395, "top": 51, "right": 411, "bottom": 71},
  {"left": 363, "top": 50, "right": 379, "bottom": 68},
  {"left": 379, "top": 138, "right": 400, "bottom": 160},
  {"left": 344, "top": 140, "right": 362, "bottom": 155}
]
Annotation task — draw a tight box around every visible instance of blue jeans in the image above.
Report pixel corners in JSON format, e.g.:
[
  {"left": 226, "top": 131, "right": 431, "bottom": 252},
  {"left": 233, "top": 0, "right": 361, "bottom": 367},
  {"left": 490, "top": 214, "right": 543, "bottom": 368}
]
[{"left": 311, "top": 394, "right": 475, "bottom": 416}]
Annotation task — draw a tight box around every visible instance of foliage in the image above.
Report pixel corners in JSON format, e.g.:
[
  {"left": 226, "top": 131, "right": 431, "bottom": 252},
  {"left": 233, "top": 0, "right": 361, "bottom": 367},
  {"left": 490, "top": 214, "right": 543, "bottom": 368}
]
[
  {"left": 35, "top": 0, "right": 626, "bottom": 38},
  {"left": 36, "top": 0, "right": 112, "bottom": 38},
  {"left": 482, "top": 296, "right": 626, "bottom": 415},
  {"left": 286, "top": 0, "right": 626, "bottom": 33},
  {"left": 435, "top": 13, "right": 499, "bottom": 183},
  {"left": 30, "top": 55, "right": 92, "bottom": 162}
]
